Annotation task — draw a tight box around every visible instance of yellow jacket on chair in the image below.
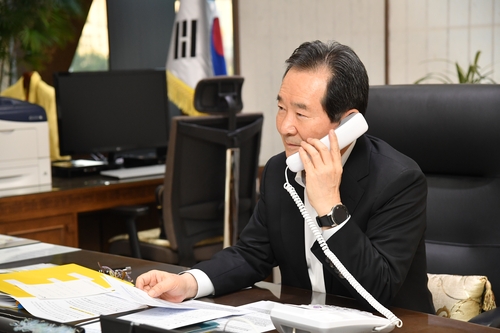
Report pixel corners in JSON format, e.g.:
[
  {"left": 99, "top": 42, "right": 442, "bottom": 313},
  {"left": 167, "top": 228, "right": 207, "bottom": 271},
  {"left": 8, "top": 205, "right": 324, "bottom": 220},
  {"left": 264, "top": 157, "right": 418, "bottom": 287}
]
[{"left": 1, "top": 72, "right": 70, "bottom": 161}]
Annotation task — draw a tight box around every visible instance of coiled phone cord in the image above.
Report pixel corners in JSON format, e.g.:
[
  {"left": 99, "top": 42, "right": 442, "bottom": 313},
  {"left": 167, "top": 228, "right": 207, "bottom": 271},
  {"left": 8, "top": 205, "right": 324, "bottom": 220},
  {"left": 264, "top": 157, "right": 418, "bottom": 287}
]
[{"left": 283, "top": 167, "right": 403, "bottom": 331}]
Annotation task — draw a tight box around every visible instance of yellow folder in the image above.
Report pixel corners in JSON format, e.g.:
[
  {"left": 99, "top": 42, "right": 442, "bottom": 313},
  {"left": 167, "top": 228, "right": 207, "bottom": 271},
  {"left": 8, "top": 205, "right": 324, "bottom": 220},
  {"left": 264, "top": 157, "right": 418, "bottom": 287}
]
[{"left": 0, "top": 263, "right": 111, "bottom": 298}]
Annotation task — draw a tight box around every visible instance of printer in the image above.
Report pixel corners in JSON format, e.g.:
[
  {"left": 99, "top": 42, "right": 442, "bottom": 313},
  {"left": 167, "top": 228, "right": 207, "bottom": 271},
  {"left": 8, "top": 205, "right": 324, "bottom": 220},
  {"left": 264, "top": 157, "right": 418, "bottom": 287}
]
[{"left": 0, "top": 97, "right": 51, "bottom": 192}]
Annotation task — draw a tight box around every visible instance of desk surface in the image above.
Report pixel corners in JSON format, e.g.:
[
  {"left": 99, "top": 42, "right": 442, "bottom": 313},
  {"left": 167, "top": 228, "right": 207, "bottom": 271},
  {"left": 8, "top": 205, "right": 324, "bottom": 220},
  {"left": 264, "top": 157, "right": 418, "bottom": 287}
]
[
  {"left": 0, "top": 174, "right": 164, "bottom": 199},
  {"left": 0, "top": 249, "right": 497, "bottom": 333}
]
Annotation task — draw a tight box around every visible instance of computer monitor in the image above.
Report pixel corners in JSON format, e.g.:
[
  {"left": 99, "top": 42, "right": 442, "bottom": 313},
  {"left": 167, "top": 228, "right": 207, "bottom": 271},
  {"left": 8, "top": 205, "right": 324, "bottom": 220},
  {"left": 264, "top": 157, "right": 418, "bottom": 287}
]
[{"left": 53, "top": 69, "right": 170, "bottom": 166}]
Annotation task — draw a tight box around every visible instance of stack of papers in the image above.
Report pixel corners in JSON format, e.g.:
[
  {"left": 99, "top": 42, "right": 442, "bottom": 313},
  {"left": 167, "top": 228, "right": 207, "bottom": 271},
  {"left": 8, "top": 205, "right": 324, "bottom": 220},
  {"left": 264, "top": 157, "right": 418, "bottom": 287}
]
[
  {"left": 0, "top": 263, "right": 56, "bottom": 309},
  {"left": 0, "top": 235, "right": 39, "bottom": 249},
  {"left": 0, "top": 264, "right": 149, "bottom": 323},
  {"left": 0, "top": 234, "right": 79, "bottom": 265},
  {"left": 0, "top": 263, "right": 277, "bottom": 333}
]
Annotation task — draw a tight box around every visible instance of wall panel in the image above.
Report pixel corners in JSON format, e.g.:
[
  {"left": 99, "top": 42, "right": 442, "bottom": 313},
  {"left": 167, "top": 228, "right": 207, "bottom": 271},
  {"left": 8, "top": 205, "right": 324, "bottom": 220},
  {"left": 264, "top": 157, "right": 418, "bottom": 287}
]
[
  {"left": 237, "top": 0, "right": 499, "bottom": 164},
  {"left": 389, "top": 0, "right": 500, "bottom": 84},
  {"left": 237, "top": 0, "right": 386, "bottom": 164}
]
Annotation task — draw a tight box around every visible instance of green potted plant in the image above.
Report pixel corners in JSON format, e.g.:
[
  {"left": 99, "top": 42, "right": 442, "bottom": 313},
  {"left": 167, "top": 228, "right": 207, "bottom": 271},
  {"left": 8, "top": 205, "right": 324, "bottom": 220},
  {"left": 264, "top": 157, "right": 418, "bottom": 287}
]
[
  {"left": 0, "top": 0, "right": 83, "bottom": 89},
  {"left": 415, "top": 51, "right": 496, "bottom": 84}
]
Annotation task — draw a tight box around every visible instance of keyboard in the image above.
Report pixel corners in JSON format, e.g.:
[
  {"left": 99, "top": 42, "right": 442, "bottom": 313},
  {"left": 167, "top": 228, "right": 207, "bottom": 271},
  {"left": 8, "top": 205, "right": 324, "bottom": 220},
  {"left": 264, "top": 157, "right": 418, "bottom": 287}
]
[{"left": 100, "top": 164, "right": 165, "bottom": 179}]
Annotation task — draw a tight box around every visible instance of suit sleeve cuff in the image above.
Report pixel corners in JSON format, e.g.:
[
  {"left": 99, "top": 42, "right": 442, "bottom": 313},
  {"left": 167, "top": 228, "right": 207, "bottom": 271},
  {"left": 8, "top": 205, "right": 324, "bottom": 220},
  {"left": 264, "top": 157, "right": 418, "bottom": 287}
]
[{"left": 180, "top": 269, "right": 214, "bottom": 298}]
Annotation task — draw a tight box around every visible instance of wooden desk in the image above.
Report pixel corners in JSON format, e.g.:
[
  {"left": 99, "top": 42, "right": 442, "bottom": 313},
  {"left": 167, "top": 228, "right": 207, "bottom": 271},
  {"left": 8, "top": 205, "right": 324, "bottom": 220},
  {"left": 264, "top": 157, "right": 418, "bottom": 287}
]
[
  {"left": 1, "top": 249, "right": 498, "bottom": 332},
  {"left": 0, "top": 175, "right": 164, "bottom": 248}
]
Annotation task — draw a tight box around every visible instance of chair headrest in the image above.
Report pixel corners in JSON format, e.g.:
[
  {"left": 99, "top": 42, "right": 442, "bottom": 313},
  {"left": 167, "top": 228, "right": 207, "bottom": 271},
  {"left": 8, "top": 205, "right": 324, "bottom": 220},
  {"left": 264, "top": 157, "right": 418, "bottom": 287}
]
[
  {"left": 365, "top": 84, "right": 500, "bottom": 177},
  {"left": 194, "top": 76, "right": 244, "bottom": 115}
]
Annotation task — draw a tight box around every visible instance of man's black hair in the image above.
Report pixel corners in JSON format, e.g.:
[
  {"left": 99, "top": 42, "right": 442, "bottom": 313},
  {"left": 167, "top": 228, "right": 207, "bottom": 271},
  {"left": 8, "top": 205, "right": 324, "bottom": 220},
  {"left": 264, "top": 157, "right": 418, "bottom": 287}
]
[{"left": 284, "top": 40, "right": 369, "bottom": 123}]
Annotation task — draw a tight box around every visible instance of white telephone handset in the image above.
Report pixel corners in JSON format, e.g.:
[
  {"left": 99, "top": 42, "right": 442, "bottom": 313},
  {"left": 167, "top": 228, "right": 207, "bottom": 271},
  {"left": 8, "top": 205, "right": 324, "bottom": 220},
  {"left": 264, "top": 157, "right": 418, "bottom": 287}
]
[
  {"left": 273, "top": 112, "right": 403, "bottom": 333},
  {"left": 286, "top": 112, "right": 369, "bottom": 172}
]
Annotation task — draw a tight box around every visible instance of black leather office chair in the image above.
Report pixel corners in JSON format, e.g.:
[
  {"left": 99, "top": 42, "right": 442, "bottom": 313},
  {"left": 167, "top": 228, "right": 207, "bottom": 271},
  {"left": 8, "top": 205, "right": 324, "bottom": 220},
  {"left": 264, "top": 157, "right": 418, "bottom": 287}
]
[
  {"left": 109, "top": 77, "right": 264, "bottom": 267},
  {"left": 365, "top": 84, "right": 500, "bottom": 326}
]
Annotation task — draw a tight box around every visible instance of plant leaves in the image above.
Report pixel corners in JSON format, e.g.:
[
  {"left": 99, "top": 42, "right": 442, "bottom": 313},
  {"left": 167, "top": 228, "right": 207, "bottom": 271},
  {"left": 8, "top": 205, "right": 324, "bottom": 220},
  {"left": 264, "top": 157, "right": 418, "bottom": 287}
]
[{"left": 417, "top": 50, "right": 496, "bottom": 84}]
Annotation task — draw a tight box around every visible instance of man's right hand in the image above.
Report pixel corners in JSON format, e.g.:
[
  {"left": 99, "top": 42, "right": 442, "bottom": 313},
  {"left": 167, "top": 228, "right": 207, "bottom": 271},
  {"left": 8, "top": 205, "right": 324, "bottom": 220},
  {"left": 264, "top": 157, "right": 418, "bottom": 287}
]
[{"left": 135, "top": 270, "right": 198, "bottom": 302}]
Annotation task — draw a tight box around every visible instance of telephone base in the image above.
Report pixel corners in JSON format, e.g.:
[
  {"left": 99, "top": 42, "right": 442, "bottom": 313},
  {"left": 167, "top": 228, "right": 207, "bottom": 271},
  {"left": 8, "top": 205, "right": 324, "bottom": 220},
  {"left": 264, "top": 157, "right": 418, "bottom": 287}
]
[{"left": 270, "top": 303, "right": 395, "bottom": 333}]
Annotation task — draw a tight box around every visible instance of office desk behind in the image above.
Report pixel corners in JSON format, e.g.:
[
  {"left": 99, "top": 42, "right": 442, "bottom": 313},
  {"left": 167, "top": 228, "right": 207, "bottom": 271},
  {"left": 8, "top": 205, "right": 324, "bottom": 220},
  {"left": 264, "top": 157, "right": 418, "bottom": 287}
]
[
  {"left": 0, "top": 175, "right": 163, "bottom": 248},
  {"left": 0, "top": 249, "right": 497, "bottom": 333}
]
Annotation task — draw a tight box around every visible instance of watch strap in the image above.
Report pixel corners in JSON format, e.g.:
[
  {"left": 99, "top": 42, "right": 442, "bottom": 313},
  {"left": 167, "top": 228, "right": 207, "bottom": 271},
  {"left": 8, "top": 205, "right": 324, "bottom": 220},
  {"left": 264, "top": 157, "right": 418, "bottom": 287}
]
[
  {"left": 316, "top": 214, "right": 335, "bottom": 228},
  {"left": 316, "top": 204, "right": 350, "bottom": 228}
]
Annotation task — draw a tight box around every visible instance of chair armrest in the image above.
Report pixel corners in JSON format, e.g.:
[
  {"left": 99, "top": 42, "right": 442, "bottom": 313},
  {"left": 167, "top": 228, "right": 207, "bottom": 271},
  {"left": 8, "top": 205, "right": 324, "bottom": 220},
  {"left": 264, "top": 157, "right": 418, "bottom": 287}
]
[{"left": 468, "top": 307, "right": 500, "bottom": 328}]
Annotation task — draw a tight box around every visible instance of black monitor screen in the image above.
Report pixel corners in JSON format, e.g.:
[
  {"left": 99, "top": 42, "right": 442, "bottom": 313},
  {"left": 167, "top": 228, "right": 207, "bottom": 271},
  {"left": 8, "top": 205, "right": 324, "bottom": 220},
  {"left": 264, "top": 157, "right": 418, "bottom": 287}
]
[{"left": 54, "top": 69, "right": 170, "bottom": 159}]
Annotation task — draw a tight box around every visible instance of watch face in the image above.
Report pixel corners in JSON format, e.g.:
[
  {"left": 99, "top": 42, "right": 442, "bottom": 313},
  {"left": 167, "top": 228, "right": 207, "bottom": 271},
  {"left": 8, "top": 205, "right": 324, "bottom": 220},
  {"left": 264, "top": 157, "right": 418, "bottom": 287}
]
[{"left": 333, "top": 205, "right": 349, "bottom": 224}]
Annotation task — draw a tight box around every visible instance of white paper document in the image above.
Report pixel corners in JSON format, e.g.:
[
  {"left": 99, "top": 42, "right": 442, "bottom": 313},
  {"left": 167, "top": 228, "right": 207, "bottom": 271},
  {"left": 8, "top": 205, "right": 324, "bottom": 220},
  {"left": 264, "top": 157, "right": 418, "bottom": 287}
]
[
  {"left": 17, "top": 293, "right": 146, "bottom": 323},
  {"left": 109, "top": 275, "right": 251, "bottom": 329},
  {"left": 213, "top": 301, "right": 276, "bottom": 333},
  {"left": 10, "top": 272, "right": 248, "bottom": 324},
  {"left": 103, "top": 275, "right": 199, "bottom": 309},
  {"left": 0, "top": 235, "right": 38, "bottom": 249},
  {"left": 119, "top": 307, "right": 233, "bottom": 330},
  {"left": 0, "top": 242, "right": 79, "bottom": 264},
  {"left": 0, "top": 263, "right": 57, "bottom": 308},
  {"left": 0, "top": 263, "right": 56, "bottom": 274},
  {"left": 116, "top": 300, "right": 275, "bottom": 333},
  {"left": 10, "top": 275, "right": 191, "bottom": 323},
  {"left": 6, "top": 278, "right": 110, "bottom": 299}
]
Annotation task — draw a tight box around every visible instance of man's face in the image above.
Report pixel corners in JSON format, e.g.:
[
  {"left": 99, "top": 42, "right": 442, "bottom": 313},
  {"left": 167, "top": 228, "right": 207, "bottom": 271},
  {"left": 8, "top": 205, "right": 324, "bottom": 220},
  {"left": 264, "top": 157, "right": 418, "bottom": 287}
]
[{"left": 276, "top": 67, "right": 338, "bottom": 157}]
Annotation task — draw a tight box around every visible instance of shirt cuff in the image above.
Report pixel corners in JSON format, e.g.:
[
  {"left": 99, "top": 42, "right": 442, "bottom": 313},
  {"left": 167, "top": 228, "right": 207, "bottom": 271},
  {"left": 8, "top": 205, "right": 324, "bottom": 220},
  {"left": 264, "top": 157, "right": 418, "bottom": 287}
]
[{"left": 180, "top": 269, "right": 215, "bottom": 298}]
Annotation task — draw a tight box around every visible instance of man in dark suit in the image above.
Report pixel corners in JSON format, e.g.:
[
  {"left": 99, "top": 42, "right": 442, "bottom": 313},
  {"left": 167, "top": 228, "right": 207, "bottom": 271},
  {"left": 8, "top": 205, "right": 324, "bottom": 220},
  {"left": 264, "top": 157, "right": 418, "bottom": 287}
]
[{"left": 136, "top": 40, "right": 435, "bottom": 314}]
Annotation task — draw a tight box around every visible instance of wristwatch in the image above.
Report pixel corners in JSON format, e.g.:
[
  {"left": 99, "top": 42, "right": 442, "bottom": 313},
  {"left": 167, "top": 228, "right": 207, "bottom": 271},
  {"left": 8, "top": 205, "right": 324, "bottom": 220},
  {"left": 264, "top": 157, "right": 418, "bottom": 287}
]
[{"left": 316, "top": 204, "right": 350, "bottom": 228}]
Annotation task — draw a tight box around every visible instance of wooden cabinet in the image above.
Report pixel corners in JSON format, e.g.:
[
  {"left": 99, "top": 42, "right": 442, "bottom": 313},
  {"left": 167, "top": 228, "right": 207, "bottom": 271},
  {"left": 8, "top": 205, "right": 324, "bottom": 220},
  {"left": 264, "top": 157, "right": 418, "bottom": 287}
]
[
  {"left": 0, "top": 175, "right": 163, "bottom": 248},
  {"left": 0, "top": 214, "right": 77, "bottom": 246}
]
